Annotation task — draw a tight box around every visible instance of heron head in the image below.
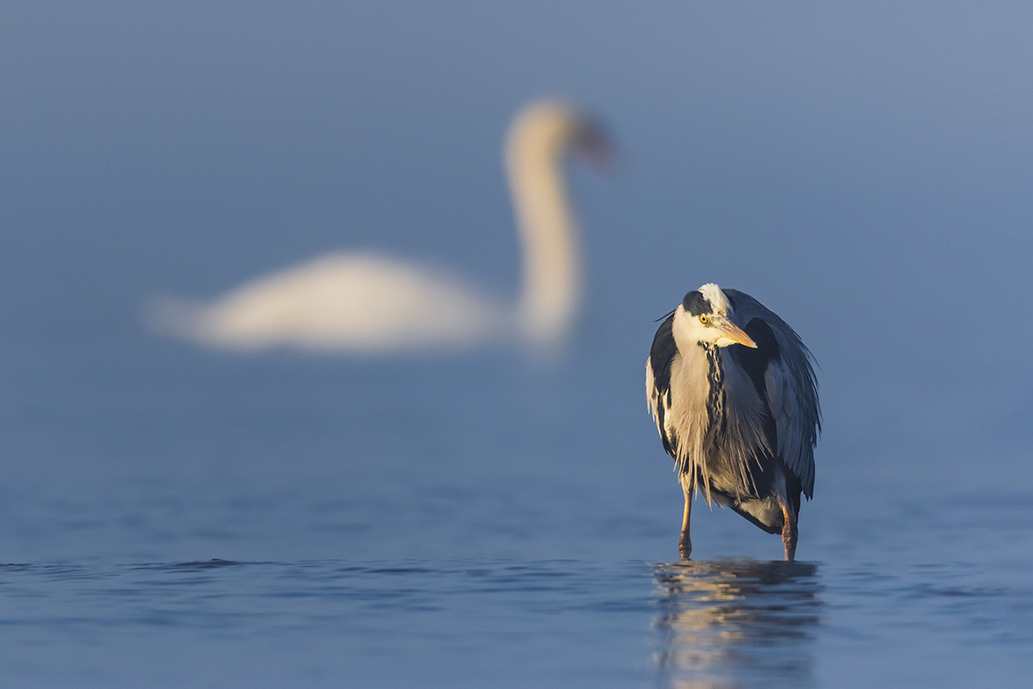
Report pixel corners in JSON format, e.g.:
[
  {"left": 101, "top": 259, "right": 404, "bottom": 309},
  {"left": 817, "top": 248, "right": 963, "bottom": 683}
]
[{"left": 674, "top": 283, "right": 757, "bottom": 349}]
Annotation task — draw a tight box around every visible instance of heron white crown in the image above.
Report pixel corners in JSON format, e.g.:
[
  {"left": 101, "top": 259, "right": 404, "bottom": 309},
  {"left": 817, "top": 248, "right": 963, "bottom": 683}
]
[{"left": 697, "top": 283, "right": 731, "bottom": 315}]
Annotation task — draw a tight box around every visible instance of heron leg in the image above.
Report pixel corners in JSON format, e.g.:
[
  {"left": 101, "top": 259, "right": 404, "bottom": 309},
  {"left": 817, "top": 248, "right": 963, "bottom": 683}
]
[
  {"left": 780, "top": 500, "right": 798, "bottom": 562},
  {"left": 679, "top": 481, "right": 692, "bottom": 560}
]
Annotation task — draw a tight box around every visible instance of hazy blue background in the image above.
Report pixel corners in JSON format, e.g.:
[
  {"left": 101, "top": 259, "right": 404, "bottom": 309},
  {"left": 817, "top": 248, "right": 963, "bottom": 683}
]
[
  {"left": 4, "top": 1, "right": 1032, "bottom": 496},
  {"left": 1, "top": 3, "right": 1032, "bottom": 687}
]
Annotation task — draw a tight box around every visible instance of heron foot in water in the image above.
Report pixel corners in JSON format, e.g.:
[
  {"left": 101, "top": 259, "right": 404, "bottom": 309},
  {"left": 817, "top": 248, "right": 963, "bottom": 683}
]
[{"left": 679, "top": 532, "right": 692, "bottom": 560}]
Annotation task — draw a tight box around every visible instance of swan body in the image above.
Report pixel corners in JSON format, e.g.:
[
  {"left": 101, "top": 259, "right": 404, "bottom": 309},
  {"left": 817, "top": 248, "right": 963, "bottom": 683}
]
[{"left": 152, "top": 101, "right": 604, "bottom": 353}]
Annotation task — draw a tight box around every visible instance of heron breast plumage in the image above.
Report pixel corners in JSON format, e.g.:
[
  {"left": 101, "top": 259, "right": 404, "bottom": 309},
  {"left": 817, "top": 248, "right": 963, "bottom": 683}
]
[{"left": 653, "top": 329, "right": 779, "bottom": 509}]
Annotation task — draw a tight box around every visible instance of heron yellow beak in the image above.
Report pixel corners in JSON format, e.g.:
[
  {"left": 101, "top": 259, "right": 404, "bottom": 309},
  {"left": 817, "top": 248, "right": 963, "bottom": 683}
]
[{"left": 718, "top": 321, "right": 757, "bottom": 348}]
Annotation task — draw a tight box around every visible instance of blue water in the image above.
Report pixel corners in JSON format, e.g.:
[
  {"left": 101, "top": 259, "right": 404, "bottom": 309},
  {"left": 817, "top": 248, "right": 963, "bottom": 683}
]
[
  {"left": 1, "top": 336, "right": 1031, "bottom": 688},
  {"left": 1, "top": 540, "right": 1030, "bottom": 687}
]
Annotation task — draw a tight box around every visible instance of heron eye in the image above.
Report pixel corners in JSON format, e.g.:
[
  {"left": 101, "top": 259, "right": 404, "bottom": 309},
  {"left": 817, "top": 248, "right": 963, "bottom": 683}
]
[{"left": 698, "top": 315, "right": 708, "bottom": 325}]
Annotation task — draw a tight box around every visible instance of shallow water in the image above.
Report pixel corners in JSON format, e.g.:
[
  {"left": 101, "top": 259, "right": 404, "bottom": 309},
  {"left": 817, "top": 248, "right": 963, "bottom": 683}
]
[
  {"left": 2, "top": 543, "right": 1030, "bottom": 687},
  {"left": 2, "top": 404, "right": 1031, "bottom": 689}
]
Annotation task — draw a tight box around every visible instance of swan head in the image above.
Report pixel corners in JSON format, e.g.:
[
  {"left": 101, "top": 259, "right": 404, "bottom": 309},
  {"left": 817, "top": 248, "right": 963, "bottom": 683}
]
[{"left": 506, "top": 101, "right": 611, "bottom": 169}]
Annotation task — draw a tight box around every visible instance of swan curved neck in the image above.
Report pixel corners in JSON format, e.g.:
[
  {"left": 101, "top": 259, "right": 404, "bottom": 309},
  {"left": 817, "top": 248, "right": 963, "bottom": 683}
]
[{"left": 505, "top": 107, "right": 581, "bottom": 347}]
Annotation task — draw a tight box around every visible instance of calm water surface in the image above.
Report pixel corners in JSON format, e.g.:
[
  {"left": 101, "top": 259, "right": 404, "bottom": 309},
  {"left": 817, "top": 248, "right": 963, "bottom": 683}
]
[
  {"left": 1, "top": 543, "right": 1030, "bottom": 687},
  {"left": 1, "top": 339, "right": 1032, "bottom": 687}
]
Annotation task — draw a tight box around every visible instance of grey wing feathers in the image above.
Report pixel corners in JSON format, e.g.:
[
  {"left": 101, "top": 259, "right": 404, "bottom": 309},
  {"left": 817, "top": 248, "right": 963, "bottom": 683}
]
[
  {"left": 645, "top": 313, "right": 678, "bottom": 460},
  {"left": 723, "top": 289, "right": 821, "bottom": 497}
]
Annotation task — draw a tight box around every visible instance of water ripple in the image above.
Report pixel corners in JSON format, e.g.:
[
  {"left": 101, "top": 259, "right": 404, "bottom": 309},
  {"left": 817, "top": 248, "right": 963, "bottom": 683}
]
[{"left": 1, "top": 556, "right": 1032, "bottom": 687}]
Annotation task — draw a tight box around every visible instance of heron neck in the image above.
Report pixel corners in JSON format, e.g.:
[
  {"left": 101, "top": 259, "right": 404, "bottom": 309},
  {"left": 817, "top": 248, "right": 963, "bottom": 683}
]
[{"left": 505, "top": 133, "right": 580, "bottom": 347}]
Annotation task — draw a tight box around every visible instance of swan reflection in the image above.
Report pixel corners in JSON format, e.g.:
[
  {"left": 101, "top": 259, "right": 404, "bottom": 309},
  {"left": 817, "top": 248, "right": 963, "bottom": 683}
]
[{"left": 651, "top": 559, "right": 821, "bottom": 689}]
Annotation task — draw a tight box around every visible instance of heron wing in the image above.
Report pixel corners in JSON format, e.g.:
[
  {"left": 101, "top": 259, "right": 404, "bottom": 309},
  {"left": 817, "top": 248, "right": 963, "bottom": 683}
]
[
  {"left": 723, "top": 289, "right": 820, "bottom": 498},
  {"left": 645, "top": 312, "right": 679, "bottom": 459}
]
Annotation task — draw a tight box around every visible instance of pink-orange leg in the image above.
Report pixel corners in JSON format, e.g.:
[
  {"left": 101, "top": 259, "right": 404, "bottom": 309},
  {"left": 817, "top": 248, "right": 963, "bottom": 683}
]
[
  {"left": 780, "top": 501, "right": 798, "bottom": 562},
  {"left": 679, "top": 482, "right": 692, "bottom": 560}
]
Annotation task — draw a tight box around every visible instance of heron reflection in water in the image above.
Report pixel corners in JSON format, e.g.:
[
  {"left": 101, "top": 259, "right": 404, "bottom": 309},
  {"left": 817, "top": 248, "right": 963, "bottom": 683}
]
[{"left": 651, "top": 559, "right": 821, "bottom": 689}]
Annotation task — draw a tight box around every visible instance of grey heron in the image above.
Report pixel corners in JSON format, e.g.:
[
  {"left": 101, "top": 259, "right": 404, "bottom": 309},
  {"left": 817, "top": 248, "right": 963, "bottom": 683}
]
[
  {"left": 645, "top": 284, "right": 820, "bottom": 561},
  {"left": 150, "top": 100, "right": 608, "bottom": 353}
]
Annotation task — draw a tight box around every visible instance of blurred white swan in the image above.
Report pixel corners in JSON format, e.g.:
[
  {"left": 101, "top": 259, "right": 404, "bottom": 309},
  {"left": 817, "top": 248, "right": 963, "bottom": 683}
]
[{"left": 151, "top": 101, "right": 607, "bottom": 353}]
